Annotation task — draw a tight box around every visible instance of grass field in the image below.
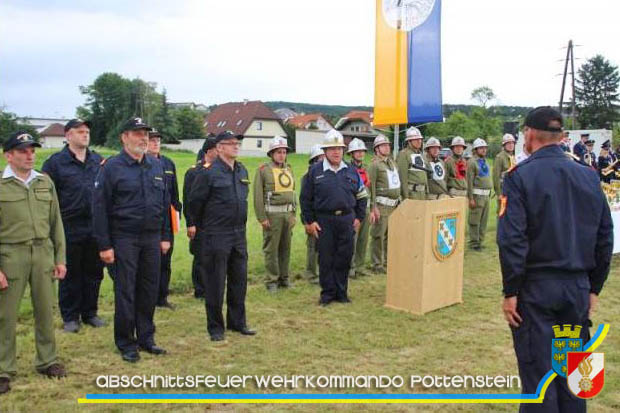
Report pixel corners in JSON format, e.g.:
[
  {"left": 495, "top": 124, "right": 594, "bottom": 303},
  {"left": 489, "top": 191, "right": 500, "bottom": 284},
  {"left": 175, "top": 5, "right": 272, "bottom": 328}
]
[{"left": 0, "top": 148, "right": 618, "bottom": 412}]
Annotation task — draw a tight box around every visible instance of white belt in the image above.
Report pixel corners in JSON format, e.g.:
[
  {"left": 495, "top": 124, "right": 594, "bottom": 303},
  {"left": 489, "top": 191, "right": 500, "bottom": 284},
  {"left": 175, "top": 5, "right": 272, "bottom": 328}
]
[
  {"left": 265, "top": 204, "right": 295, "bottom": 213},
  {"left": 472, "top": 189, "right": 491, "bottom": 196},
  {"left": 409, "top": 184, "right": 426, "bottom": 192},
  {"left": 376, "top": 196, "right": 399, "bottom": 207}
]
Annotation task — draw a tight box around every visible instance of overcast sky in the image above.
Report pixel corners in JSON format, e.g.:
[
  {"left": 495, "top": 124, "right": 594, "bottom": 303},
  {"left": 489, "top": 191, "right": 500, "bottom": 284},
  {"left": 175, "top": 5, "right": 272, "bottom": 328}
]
[{"left": 1, "top": 0, "right": 618, "bottom": 118}]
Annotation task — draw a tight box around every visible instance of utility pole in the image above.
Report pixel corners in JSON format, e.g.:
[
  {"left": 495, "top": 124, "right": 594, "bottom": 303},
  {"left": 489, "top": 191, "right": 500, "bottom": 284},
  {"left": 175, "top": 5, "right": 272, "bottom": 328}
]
[{"left": 559, "top": 40, "right": 577, "bottom": 129}]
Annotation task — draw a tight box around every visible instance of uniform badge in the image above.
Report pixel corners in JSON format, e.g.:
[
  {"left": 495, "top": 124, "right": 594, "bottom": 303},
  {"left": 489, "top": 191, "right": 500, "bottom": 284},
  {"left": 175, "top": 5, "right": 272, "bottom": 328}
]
[
  {"left": 498, "top": 195, "right": 507, "bottom": 217},
  {"left": 551, "top": 324, "right": 583, "bottom": 377},
  {"left": 432, "top": 212, "right": 459, "bottom": 261},
  {"left": 272, "top": 168, "right": 293, "bottom": 192},
  {"left": 567, "top": 352, "right": 605, "bottom": 399},
  {"left": 386, "top": 168, "right": 400, "bottom": 189},
  {"left": 431, "top": 162, "right": 445, "bottom": 181}
]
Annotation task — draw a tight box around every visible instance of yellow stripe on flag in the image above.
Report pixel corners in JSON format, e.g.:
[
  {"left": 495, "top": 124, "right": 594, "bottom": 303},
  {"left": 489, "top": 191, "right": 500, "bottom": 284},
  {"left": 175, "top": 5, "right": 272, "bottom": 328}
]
[{"left": 374, "top": 0, "right": 408, "bottom": 126}]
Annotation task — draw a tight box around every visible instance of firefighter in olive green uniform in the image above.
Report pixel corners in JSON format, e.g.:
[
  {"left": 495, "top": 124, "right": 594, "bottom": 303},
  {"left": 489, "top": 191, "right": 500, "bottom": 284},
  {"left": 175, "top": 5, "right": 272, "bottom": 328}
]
[
  {"left": 445, "top": 136, "right": 468, "bottom": 197},
  {"left": 347, "top": 138, "right": 371, "bottom": 278},
  {"left": 467, "top": 138, "right": 493, "bottom": 250},
  {"left": 300, "top": 145, "right": 324, "bottom": 284},
  {"left": 368, "top": 134, "right": 401, "bottom": 274},
  {"left": 424, "top": 137, "right": 448, "bottom": 199},
  {"left": 396, "top": 126, "right": 428, "bottom": 200},
  {"left": 0, "top": 132, "right": 67, "bottom": 394},
  {"left": 493, "top": 133, "right": 516, "bottom": 212},
  {"left": 254, "top": 136, "right": 296, "bottom": 292}
]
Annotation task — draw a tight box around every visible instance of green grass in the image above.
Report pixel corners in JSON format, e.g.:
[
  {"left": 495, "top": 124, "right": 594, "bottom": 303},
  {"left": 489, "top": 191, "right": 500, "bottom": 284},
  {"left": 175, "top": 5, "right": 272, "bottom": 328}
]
[{"left": 0, "top": 148, "right": 618, "bottom": 412}]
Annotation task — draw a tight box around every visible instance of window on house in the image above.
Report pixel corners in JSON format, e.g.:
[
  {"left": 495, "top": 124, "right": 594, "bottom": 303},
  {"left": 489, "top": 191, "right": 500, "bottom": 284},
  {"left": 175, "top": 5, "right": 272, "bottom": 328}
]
[
  {"left": 257, "top": 140, "right": 262, "bottom": 148},
  {"left": 257, "top": 121, "right": 263, "bottom": 131}
]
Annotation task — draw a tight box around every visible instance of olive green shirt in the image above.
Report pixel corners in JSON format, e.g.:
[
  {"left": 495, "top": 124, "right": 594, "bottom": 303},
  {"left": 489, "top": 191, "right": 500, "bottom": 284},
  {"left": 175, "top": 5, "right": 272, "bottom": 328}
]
[
  {"left": 466, "top": 155, "right": 493, "bottom": 200},
  {"left": 395, "top": 146, "right": 428, "bottom": 198},
  {"left": 253, "top": 162, "right": 296, "bottom": 222},
  {"left": 368, "top": 156, "right": 400, "bottom": 208},
  {"left": 424, "top": 154, "right": 448, "bottom": 195},
  {"left": 0, "top": 170, "right": 66, "bottom": 264},
  {"left": 444, "top": 154, "right": 468, "bottom": 191},
  {"left": 493, "top": 150, "right": 515, "bottom": 196}
]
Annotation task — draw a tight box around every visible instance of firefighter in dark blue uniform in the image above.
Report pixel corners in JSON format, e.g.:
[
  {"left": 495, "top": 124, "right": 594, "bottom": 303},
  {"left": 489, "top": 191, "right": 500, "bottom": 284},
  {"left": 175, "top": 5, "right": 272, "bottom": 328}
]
[
  {"left": 183, "top": 137, "right": 217, "bottom": 299},
  {"left": 92, "top": 117, "right": 171, "bottom": 362},
  {"left": 42, "top": 119, "right": 106, "bottom": 333},
  {"left": 497, "top": 107, "right": 613, "bottom": 413},
  {"left": 147, "top": 129, "right": 181, "bottom": 310},
  {"left": 189, "top": 131, "right": 256, "bottom": 342},
  {"left": 300, "top": 130, "right": 368, "bottom": 306},
  {"left": 572, "top": 133, "right": 588, "bottom": 161},
  {"left": 598, "top": 140, "right": 616, "bottom": 184}
]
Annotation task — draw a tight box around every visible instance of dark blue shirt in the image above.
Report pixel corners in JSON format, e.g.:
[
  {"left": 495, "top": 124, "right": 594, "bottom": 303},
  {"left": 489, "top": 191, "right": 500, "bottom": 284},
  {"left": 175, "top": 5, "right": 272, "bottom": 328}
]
[
  {"left": 183, "top": 160, "right": 209, "bottom": 227},
  {"left": 157, "top": 154, "right": 181, "bottom": 213},
  {"left": 188, "top": 157, "right": 249, "bottom": 234},
  {"left": 497, "top": 144, "right": 613, "bottom": 296},
  {"left": 300, "top": 160, "right": 367, "bottom": 223},
  {"left": 42, "top": 145, "right": 103, "bottom": 243},
  {"left": 92, "top": 150, "right": 171, "bottom": 251}
]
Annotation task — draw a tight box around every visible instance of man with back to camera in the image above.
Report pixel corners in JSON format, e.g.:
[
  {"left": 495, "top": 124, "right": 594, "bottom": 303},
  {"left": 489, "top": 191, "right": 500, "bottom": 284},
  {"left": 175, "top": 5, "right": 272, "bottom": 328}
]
[{"left": 497, "top": 107, "right": 613, "bottom": 413}]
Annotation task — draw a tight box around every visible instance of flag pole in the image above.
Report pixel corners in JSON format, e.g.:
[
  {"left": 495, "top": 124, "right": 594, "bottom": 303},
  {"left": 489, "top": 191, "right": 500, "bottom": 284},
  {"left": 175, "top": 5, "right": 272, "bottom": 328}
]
[{"left": 394, "top": 124, "right": 400, "bottom": 158}]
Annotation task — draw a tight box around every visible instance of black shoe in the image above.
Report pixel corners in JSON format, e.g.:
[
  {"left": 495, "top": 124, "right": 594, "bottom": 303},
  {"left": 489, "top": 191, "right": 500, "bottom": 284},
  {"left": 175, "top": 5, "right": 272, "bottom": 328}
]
[
  {"left": 138, "top": 345, "right": 167, "bottom": 355},
  {"left": 37, "top": 363, "right": 66, "bottom": 378},
  {"left": 278, "top": 280, "right": 290, "bottom": 289},
  {"left": 337, "top": 297, "right": 352, "bottom": 304},
  {"left": 318, "top": 299, "right": 332, "bottom": 307},
  {"left": 210, "top": 333, "right": 225, "bottom": 342},
  {"left": 0, "top": 377, "right": 10, "bottom": 394},
  {"left": 194, "top": 293, "right": 205, "bottom": 300},
  {"left": 121, "top": 351, "right": 140, "bottom": 363},
  {"left": 157, "top": 301, "right": 176, "bottom": 310},
  {"left": 471, "top": 245, "right": 482, "bottom": 251},
  {"left": 83, "top": 316, "right": 106, "bottom": 328},
  {"left": 266, "top": 283, "right": 278, "bottom": 293},
  {"left": 229, "top": 327, "right": 256, "bottom": 336},
  {"left": 63, "top": 320, "right": 80, "bottom": 333}
]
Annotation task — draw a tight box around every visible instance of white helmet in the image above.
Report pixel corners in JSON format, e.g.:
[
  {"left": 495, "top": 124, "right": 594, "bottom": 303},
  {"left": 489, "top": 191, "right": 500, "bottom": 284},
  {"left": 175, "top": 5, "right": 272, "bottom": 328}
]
[
  {"left": 347, "top": 138, "right": 367, "bottom": 154},
  {"left": 373, "top": 134, "right": 391, "bottom": 149},
  {"left": 425, "top": 137, "right": 441, "bottom": 149},
  {"left": 405, "top": 126, "right": 423, "bottom": 141},
  {"left": 321, "top": 129, "right": 346, "bottom": 149},
  {"left": 309, "top": 144, "right": 324, "bottom": 161},
  {"left": 450, "top": 136, "right": 466, "bottom": 147},
  {"left": 473, "top": 138, "right": 488, "bottom": 149},
  {"left": 267, "top": 135, "right": 290, "bottom": 155},
  {"left": 502, "top": 133, "right": 516, "bottom": 145}
]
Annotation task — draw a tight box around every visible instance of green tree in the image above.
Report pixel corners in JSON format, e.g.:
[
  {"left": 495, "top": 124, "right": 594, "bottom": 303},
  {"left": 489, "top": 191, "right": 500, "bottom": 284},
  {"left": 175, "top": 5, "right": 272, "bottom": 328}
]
[
  {"left": 471, "top": 86, "right": 496, "bottom": 108},
  {"left": 0, "top": 109, "right": 40, "bottom": 144},
  {"left": 151, "top": 90, "right": 178, "bottom": 143},
  {"left": 575, "top": 54, "right": 620, "bottom": 129},
  {"left": 171, "top": 107, "right": 206, "bottom": 140}
]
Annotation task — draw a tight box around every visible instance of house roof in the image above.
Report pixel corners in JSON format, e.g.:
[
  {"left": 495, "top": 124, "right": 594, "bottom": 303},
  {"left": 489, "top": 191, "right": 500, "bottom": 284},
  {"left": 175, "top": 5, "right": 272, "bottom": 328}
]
[
  {"left": 286, "top": 113, "right": 333, "bottom": 129},
  {"left": 40, "top": 123, "right": 66, "bottom": 137},
  {"left": 335, "top": 110, "right": 374, "bottom": 130},
  {"left": 204, "top": 100, "right": 281, "bottom": 136}
]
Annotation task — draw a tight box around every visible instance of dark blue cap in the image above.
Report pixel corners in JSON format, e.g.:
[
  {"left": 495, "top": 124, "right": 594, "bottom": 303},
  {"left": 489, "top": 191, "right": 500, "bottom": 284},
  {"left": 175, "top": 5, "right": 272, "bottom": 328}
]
[
  {"left": 3, "top": 130, "right": 41, "bottom": 152},
  {"left": 215, "top": 131, "right": 244, "bottom": 143},
  {"left": 64, "top": 118, "right": 92, "bottom": 133},
  {"left": 122, "top": 117, "right": 152, "bottom": 133}
]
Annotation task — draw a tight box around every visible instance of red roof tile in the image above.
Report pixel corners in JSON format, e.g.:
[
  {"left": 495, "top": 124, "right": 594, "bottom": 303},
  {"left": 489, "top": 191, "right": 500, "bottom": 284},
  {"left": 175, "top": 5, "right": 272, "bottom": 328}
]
[
  {"left": 204, "top": 100, "right": 280, "bottom": 136},
  {"left": 286, "top": 113, "right": 332, "bottom": 129},
  {"left": 40, "top": 123, "right": 65, "bottom": 137}
]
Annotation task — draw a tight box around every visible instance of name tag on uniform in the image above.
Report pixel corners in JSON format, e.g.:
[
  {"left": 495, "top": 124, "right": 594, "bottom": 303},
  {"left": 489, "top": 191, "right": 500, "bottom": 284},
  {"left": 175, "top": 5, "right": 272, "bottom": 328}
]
[
  {"left": 410, "top": 154, "right": 425, "bottom": 169},
  {"left": 386, "top": 168, "right": 401, "bottom": 189},
  {"left": 272, "top": 168, "right": 294, "bottom": 192},
  {"left": 154, "top": 176, "right": 163, "bottom": 181},
  {"left": 430, "top": 162, "right": 445, "bottom": 181}
]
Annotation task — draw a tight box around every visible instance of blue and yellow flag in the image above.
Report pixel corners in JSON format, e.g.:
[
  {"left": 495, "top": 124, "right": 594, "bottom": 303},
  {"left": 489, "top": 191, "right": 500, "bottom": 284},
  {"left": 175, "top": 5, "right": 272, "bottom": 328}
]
[{"left": 374, "top": 0, "right": 443, "bottom": 126}]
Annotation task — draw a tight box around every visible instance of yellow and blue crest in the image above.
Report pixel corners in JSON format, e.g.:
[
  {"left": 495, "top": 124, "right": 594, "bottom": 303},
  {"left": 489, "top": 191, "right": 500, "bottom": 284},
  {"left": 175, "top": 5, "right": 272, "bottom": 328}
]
[
  {"left": 552, "top": 324, "right": 583, "bottom": 377},
  {"left": 432, "top": 212, "right": 458, "bottom": 261}
]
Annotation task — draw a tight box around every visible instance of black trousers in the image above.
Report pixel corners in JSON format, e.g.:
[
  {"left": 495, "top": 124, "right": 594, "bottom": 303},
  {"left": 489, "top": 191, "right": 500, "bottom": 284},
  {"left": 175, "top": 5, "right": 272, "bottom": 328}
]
[
  {"left": 112, "top": 233, "right": 161, "bottom": 353},
  {"left": 157, "top": 239, "right": 174, "bottom": 305},
  {"left": 200, "top": 231, "right": 247, "bottom": 336},
  {"left": 59, "top": 238, "right": 104, "bottom": 323},
  {"left": 316, "top": 212, "right": 355, "bottom": 303},
  {"left": 511, "top": 276, "right": 590, "bottom": 413},
  {"left": 190, "top": 234, "right": 205, "bottom": 298}
]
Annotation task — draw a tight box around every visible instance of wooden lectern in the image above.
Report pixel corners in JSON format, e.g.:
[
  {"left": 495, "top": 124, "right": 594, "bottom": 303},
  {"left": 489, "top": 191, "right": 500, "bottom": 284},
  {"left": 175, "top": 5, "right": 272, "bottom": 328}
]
[{"left": 385, "top": 197, "right": 467, "bottom": 315}]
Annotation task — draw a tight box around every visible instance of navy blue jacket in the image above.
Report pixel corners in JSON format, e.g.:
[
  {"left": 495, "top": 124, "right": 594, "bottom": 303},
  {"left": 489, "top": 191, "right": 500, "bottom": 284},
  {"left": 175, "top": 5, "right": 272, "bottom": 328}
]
[
  {"left": 157, "top": 154, "right": 181, "bottom": 213},
  {"left": 300, "top": 160, "right": 367, "bottom": 224},
  {"left": 497, "top": 145, "right": 613, "bottom": 296},
  {"left": 573, "top": 141, "right": 587, "bottom": 160},
  {"left": 183, "top": 160, "right": 210, "bottom": 227},
  {"left": 42, "top": 145, "right": 103, "bottom": 243},
  {"left": 188, "top": 157, "right": 249, "bottom": 234},
  {"left": 92, "top": 150, "right": 171, "bottom": 251}
]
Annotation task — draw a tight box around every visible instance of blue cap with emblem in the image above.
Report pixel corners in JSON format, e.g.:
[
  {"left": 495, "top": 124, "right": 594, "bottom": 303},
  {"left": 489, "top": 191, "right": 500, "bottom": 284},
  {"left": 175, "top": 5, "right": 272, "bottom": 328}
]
[
  {"left": 3, "top": 130, "right": 42, "bottom": 152},
  {"left": 122, "top": 117, "right": 152, "bottom": 133}
]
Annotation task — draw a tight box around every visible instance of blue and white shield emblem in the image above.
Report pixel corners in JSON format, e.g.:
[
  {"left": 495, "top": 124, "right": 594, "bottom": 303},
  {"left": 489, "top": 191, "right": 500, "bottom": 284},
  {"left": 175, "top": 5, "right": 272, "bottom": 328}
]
[
  {"left": 432, "top": 213, "right": 458, "bottom": 261},
  {"left": 552, "top": 337, "right": 582, "bottom": 377}
]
